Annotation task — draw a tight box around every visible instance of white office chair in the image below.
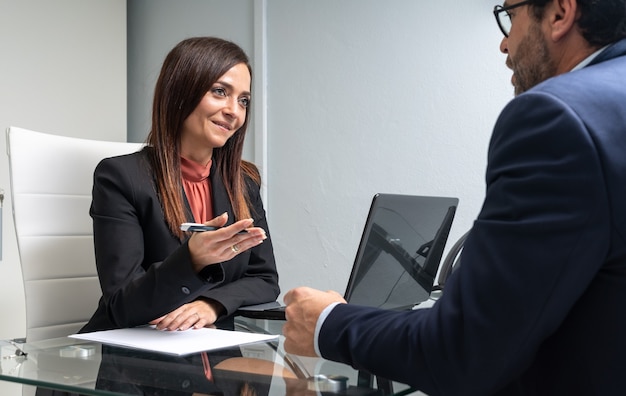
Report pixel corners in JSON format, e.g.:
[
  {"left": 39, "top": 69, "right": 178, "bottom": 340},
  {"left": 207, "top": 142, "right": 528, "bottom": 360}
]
[{"left": 6, "top": 126, "right": 144, "bottom": 343}]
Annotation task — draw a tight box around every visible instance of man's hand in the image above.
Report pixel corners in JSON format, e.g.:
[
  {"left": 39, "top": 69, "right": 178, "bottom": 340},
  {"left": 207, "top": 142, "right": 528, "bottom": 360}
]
[{"left": 282, "top": 286, "right": 346, "bottom": 356}]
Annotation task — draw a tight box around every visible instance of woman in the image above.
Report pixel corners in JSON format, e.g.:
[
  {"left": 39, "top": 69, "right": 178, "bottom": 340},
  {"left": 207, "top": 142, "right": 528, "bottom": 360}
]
[{"left": 81, "top": 36, "right": 279, "bottom": 333}]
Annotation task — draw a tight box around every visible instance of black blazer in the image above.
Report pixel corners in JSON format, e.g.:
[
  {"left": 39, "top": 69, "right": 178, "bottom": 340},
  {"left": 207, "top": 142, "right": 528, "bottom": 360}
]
[
  {"left": 319, "top": 39, "right": 626, "bottom": 395},
  {"left": 81, "top": 147, "right": 279, "bottom": 332}
]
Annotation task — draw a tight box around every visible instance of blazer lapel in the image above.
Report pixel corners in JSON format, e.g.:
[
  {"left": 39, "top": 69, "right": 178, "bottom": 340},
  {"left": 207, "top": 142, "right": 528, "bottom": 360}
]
[
  {"left": 589, "top": 37, "right": 626, "bottom": 67},
  {"left": 209, "top": 162, "right": 235, "bottom": 226}
]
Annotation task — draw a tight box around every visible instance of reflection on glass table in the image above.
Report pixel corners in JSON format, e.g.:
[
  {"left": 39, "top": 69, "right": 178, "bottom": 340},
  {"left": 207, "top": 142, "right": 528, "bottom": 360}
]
[{"left": 0, "top": 318, "right": 415, "bottom": 395}]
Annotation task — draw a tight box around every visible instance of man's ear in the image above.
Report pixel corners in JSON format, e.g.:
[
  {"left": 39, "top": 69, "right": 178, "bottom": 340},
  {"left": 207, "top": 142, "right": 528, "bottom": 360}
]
[{"left": 549, "top": 0, "right": 578, "bottom": 42}]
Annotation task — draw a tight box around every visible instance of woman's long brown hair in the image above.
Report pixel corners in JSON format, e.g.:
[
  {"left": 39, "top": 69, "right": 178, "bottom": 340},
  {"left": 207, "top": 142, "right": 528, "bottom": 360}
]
[{"left": 146, "top": 37, "right": 259, "bottom": 239}]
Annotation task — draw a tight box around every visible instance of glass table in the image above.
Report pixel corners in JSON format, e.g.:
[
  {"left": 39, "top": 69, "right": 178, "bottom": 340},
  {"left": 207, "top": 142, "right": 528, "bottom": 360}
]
[{"left": 0, "top": 318, "right": 415, "bottom": 395}]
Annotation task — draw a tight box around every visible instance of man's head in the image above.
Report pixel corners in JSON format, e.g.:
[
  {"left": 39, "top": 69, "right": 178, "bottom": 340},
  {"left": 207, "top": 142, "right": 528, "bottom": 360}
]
[
  {"left": 526, "top": 0, "right": 626, "bottom": 46},
  {"left": 495, "top": 0, "right": 626, "bottom": 95}
]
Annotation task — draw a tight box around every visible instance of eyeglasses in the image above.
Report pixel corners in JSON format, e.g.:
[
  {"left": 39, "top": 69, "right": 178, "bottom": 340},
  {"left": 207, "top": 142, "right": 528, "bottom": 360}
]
[{"left": 493, "top": 1, "right": 531, "bottom": 37}]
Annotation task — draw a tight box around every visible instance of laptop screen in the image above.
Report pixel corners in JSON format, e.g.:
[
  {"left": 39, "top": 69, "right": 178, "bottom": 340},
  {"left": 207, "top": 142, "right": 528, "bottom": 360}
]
[{"left": 343, "top": 194, "right": 458, "bottom": 310}]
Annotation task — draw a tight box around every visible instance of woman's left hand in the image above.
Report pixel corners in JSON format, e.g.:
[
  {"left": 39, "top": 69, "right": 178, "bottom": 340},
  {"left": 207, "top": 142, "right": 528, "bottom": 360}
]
[
  {"left": 149, "top": 299, "right": 224, "bottom": 331},
  {"left": 187, "top": 213, "right": 267, "bottom": 273}
]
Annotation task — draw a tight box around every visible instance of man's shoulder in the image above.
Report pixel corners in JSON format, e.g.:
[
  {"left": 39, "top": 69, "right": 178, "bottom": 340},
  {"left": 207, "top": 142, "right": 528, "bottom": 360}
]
[
  {"left": 507, "top": 54, "right": 626, "bottom": 117},
  {"left": 538, "top": 48, "right": 626, "bottom": 99}
]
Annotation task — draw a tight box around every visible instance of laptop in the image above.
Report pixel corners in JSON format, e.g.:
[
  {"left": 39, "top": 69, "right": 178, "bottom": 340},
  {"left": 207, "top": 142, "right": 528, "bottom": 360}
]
[{"left": 236, "top": 193, "right": 459, "bottom": 320}]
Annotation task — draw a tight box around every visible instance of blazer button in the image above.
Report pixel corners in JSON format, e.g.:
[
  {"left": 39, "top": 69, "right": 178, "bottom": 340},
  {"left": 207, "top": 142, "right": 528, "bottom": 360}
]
[{"left": 181, "top": 286, "right": 190, "bottom": 295}]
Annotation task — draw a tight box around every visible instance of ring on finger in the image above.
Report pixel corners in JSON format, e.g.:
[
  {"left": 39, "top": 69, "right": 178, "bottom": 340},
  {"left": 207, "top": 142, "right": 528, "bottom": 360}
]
[{"left": 231, "top": 244, "right": 240, "bottom": 253}]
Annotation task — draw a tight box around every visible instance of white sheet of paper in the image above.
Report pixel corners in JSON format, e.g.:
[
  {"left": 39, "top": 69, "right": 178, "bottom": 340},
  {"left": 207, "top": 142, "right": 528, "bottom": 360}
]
[{"left": 69, "top": 326, "right": 279, "bottom": 356}]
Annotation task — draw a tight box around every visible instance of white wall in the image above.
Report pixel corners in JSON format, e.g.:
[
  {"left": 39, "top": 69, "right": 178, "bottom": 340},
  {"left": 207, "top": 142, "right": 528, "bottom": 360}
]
[
  {"left": 128, "top": 1, "right": 515, "bottom": 300},
  {"left": 265, "top": 0, "right": 514, "bottom": 296},
  {"left": 0, "top": 1, "right": 126, "bottom": 392}
]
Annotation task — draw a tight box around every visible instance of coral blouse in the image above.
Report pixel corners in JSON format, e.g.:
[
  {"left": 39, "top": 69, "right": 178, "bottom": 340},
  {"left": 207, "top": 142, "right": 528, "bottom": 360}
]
[{"left": 180, "top": 157, "right": 214, "bottom": 223}]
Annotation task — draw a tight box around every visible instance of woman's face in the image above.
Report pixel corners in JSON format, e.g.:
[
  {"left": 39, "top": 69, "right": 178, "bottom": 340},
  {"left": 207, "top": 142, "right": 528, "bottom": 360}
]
[{"left": 180, "top": 62, "right": 251, "bottom": 164}]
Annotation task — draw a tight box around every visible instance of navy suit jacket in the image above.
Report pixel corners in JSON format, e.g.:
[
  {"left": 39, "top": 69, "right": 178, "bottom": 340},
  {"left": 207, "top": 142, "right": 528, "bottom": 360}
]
[
  {"left": 81, "top": 147, "right": 279, "bottom": 332},
  {"left": 319, "top": 39, "right": 626, "bottom": 395}
]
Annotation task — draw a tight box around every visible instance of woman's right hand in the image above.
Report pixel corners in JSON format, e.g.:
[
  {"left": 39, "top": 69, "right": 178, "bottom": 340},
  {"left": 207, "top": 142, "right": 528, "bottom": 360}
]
[{"left": 187, "top": 212, "right": 266, "bottom": 272}]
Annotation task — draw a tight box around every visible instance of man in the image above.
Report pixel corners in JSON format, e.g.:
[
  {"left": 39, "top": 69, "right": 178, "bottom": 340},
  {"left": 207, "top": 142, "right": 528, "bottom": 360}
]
[{"left": 282, "top": 0, "right": 626, "bottom": 394}]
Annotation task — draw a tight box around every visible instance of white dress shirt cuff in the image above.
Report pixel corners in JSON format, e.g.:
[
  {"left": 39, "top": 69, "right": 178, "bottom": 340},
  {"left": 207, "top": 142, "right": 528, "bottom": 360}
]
[{"left": 314, "top": 302, "right": 341, "bottom": 357}]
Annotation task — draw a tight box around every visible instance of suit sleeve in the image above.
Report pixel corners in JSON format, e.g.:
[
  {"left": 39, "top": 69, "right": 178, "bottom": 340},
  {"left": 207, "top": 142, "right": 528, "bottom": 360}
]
[
  {"left": 318, "top": 92, "right": 610, "bottom": 395},
  {"left": 199, "top": 175, "right": 280, "bottom": 315}
]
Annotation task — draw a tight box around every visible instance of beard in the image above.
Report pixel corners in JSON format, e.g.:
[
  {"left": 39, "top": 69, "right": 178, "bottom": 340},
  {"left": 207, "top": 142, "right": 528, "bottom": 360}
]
[{"left": 509, "top": 21, "right": 557, "bottom": 96}]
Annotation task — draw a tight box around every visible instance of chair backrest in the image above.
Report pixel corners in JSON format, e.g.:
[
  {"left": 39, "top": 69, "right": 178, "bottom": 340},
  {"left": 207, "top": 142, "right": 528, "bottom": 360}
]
[
  {"left": 436, "top": 230, "right": 469, "bottom": 290},
  {"left": 6, "top": 126, "right": 143, "bottom": 341}
]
